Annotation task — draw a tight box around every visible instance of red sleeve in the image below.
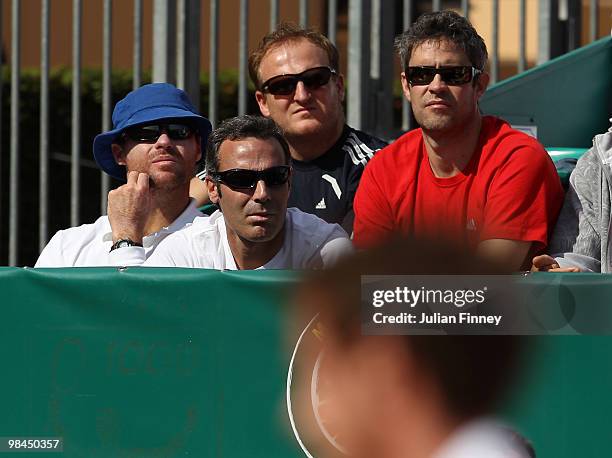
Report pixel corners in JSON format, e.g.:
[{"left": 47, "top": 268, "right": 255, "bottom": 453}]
[
  {"left": 480, "top": 143, "right": 564, "bottom": 250},
  {"left": 353, "top": 155, "right": 397, "bottom": 249}
]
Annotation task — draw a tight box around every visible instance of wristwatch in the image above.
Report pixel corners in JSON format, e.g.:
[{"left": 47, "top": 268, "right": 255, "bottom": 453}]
[{"left": 110, "top": 238, "right": 143, "bottom": 252}]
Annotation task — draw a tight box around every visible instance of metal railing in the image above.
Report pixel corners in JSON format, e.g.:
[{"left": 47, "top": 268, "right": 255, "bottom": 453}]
[{"left": 0, "top": 0, "right": 606, "bottom": 265}]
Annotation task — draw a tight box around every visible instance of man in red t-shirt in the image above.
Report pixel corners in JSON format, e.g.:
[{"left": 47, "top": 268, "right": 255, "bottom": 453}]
[{"left": 353, "top": 10, "right": 563, "bottom": 270}]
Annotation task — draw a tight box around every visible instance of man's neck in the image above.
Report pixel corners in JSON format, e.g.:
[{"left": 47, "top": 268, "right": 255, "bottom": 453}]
[
  {"left": 143, "top": 188, "right": 191, "bottom": 236},
  {"left": 422, "top": 114, "right": 483, "bottom": 178},
  {"left": 286, "top": 119, "right": 345, "bottom": 162},
  {"left": 226, "top": 224, "right": 286, "bottom": 270}
]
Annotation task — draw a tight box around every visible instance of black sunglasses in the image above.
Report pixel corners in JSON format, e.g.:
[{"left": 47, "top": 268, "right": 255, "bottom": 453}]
[
  {"left": 406, "top": 66, "right": 482, "bottom": 86},
  {"left": 123, "top": 123, "right": 195, "bottom": 142},
  {"left": 211, "top": 166, "right": 291, "bottom": 189},
  {"left": 260, "top": 66, "right": 337, "bottom": 96}
]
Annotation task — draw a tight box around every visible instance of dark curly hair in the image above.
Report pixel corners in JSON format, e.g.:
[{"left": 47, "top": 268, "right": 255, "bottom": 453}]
[{"left": 394, "top": 10, "right": 488, "bottom": 72}]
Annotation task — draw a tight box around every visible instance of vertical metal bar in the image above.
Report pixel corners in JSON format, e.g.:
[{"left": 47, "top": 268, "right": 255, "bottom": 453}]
[
  {"left": 9, "top": 0, "right": 20, "bottom": 265},
  {"left": 590, "top": 0, "right": 598, "bottom": 42},
  {"left": 270, "top": 0, "right": 279, "bottom": 31},
  {"left": 402, "top": 0, "right": 413, "bottom": 132},
  {"left": 209, "top": 0, "right": 219, "bottom": 126},
  {"left": 370, "top": 0, "right": 380, "bottom": 80},
  {"left": 491, "top": 0, "right": 499, "bottom": 83},
  {"left": 176, "top": 0, "right": 200, "bottom": 108},
  {"left": 39, "top": 0, "right": 50, "bottom": 252},
  {"left": 369, "top": 0, "right": 394, "bottom": 138},
  {"left": 518, "top": 0, "right": 526, "bottom": 73},
  {"left": 71, "top": 0, "right": 82, "bottom": 227},
  {"left": 347, "top": 0, "right": 368, "bottom": 130},
  {"left": 462, "top": 0, "right": 469, "bottom": 17},
  {"left": 299, "top": 0, "right": 308, "bottom": 27},
  {"left": 432, "top": 0, "right": 441, "bottom": 12},
  {"left": 238, "top": 0, "right": 248, "bottom": 116},
  {"left": 133, "top": 0, "right": 142, "bottom": 89},
  {"left": 101, "top": 0, "right": 112, "bottom": 213},
  {"left": 328, "top": 0, "right": 337, "bottom": 44},
  {"left": 153, "top": 0, "right": 176, "bottom": 83},
  {"left": 177, "top": 0, "right": 186, "bottom": 88},
  {"left": 538, "top": 0, "right": 552, "bottom": 64}
]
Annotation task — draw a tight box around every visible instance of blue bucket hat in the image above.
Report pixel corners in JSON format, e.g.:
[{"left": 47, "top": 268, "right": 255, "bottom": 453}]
[{"left": 93, "top": 82, "right": 212, "bottom": 181}]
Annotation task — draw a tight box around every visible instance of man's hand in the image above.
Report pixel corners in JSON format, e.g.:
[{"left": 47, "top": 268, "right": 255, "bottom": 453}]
[
  {"left": 107, "top": 171, "right": 152, "bottom": 244},
  {"left": 531, "top": 254, "right": 581, "bottom": 272}
]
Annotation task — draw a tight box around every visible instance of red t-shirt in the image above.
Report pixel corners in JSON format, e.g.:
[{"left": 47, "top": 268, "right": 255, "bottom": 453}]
[{"left": 353, "top": 116, "right": 564, "bottom": 251}]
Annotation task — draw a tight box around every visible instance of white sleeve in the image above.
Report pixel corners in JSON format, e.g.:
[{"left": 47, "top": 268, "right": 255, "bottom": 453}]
[
  {"left": 319, "top": 226, "right": 354, "bottom": 268},
  {"left": 108, "top": 246, "right": 147, "bottom": 267},
  {"left": 34, "top": 231, "right": 66, "bottom": 267}
]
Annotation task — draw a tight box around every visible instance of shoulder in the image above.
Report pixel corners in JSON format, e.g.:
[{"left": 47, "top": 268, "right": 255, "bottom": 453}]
[
  {"left": 345, "top": 126, "right": 388, "bottom": 150},
  {"left": 339, "top": 126, "right": 388, "bottom": 167},
  {"left": 364, "top": 128, "right": 423, "bottom": 172},
  {"left": 569, "top": 145, "right": 606, "bottom": 194},
  {"left": 477, "top": 117, "right": 556, "bottom": 176},
  {"left": 286, "top": 208, "right": 353, "bottom": 267},
  {"left": 287, "top": 208, "right": 348, "bottom": 241},
  {"left": 167, "top": 213, "right": 218, "bottom": 240},
  {"left": 35, "top": 216, "right": 111, "bottom": 267},
  {"left": 482, "top": 116, "right": 547, "bottom": 157},
  {"left": 50, "top": 216, "right": 111, "bottom": 243}
]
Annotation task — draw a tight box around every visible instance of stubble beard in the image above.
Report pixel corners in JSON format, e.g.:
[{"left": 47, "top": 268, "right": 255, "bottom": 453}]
[{"left": 148, "top": 169, "right": 188, "bottom": 192}]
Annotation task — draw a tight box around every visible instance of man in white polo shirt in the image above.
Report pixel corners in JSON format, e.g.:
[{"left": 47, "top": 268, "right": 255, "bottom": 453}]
[
  {"left": 35, "top": 83, "right": 211, "bottom": 267},
  {"left": 141, "top": 115, "right": 352, "bottom": 269}
]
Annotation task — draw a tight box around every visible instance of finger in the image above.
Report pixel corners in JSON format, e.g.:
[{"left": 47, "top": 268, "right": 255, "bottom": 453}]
[
  {"left": 532, "top": 254, "right": 555, "bottom": 266},
  {"left": 137, "top": 172, "right": 150, "bottom": 191},
  {"left": 549, "top": 267, "right": 581, "bottom": 273},
  {"left": 126, "top": 170, "right": 139, "bottom": 185},
  {"left": 531, "top": 261, "right": 560, "bottom": 272}
]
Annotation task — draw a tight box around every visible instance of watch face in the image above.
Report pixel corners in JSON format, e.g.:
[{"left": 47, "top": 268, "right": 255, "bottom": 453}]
[{"left": 111, "top": 239, "right": 140, "bottom": 251}]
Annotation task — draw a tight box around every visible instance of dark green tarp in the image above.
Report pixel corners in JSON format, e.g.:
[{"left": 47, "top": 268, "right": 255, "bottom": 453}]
[{"left": 1, "top": 268, "right": 612, "bottom": 457}]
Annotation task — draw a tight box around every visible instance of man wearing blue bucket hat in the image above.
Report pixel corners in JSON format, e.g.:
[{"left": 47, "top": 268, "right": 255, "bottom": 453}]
[{"left": 35, "top": 83, "right": 212, "bottom": 267}]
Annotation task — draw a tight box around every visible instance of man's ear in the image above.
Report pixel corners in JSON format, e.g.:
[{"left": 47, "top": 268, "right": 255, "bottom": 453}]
[
  {"left": 255, "top": 90, "right": 271, "bottom": 117},
  {"left": 335, "top": 73, "right": 345, "bottom": 103},
  {"left": 195, "top": 135, "right": 202, "bottom": 163},
  {"left": 111, "top": 143, "right": 126, "bottom": 166},
  {"left": 474, "top": 71, "right": 490, "bottom": 99},
  {"left": 400, "top": 72, "right": 412, "bottom": 103},
  {"left": 206, "top": 177, "right": 221, "bottom": 204},
  {"left": 287, "top": 167, "right": 292, "bottom": 193}
]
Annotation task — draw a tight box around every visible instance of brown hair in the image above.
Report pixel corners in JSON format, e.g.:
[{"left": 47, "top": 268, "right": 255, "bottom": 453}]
[
  {"left": 248, "top": 22, "right": 339, "bottom": 89},
  {"left": 395, "top": 10, "right": 488, "bottom": 72}
]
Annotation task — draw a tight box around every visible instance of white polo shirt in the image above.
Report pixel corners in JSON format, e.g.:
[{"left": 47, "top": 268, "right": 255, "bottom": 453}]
[
  {"left": 34, "top": 200, "right": 202, "bottom": 267},
  {"left": 142, "top": 208, "right": 353, "bottom": 269}
]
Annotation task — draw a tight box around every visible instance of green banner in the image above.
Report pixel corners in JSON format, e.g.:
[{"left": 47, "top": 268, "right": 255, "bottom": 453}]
[{"left": 1, "top": 268, "right": 612, "bottom": 457}]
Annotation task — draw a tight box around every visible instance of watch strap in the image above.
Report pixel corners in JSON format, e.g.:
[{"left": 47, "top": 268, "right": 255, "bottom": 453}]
[{"left": 110, "top": 238, "right": 144, "bottom": 252}]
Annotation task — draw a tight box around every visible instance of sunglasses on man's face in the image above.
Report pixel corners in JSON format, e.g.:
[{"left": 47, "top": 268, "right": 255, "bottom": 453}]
[
  {"left": 211, "top": 166, "right": 291, "bottom": 190},
  {"left": 123, "top": 123, "right": 194, "bottom": 143},
  {"left": 260, "top": 66, "right": 337, "bottom": 96},
  {"left": 406, "top": 66, "right": 482, "bottom": 86}
]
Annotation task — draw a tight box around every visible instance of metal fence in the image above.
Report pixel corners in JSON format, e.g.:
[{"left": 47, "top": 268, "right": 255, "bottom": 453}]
[{"left": 0, "top": 0, "right": 607, "bottom": 266}]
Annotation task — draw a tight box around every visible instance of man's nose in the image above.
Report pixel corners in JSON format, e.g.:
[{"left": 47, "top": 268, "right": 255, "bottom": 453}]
[
  {"left": 253, "top": 179, "right": 272, "bottom": 203},
  {"left": 428, "top": 73, "right": 448, "bottom": 92},
  {"left": 293, "top": 80, "right": 311, "bottom": 102},
  {"left": 155, "top": 132, "right": 172, "bottom": 147}
]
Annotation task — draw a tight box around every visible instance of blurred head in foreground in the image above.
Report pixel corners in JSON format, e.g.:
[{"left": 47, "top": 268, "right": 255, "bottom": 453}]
[{"left": 290, "top": 237, "right": 533, "bottom": 458}]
